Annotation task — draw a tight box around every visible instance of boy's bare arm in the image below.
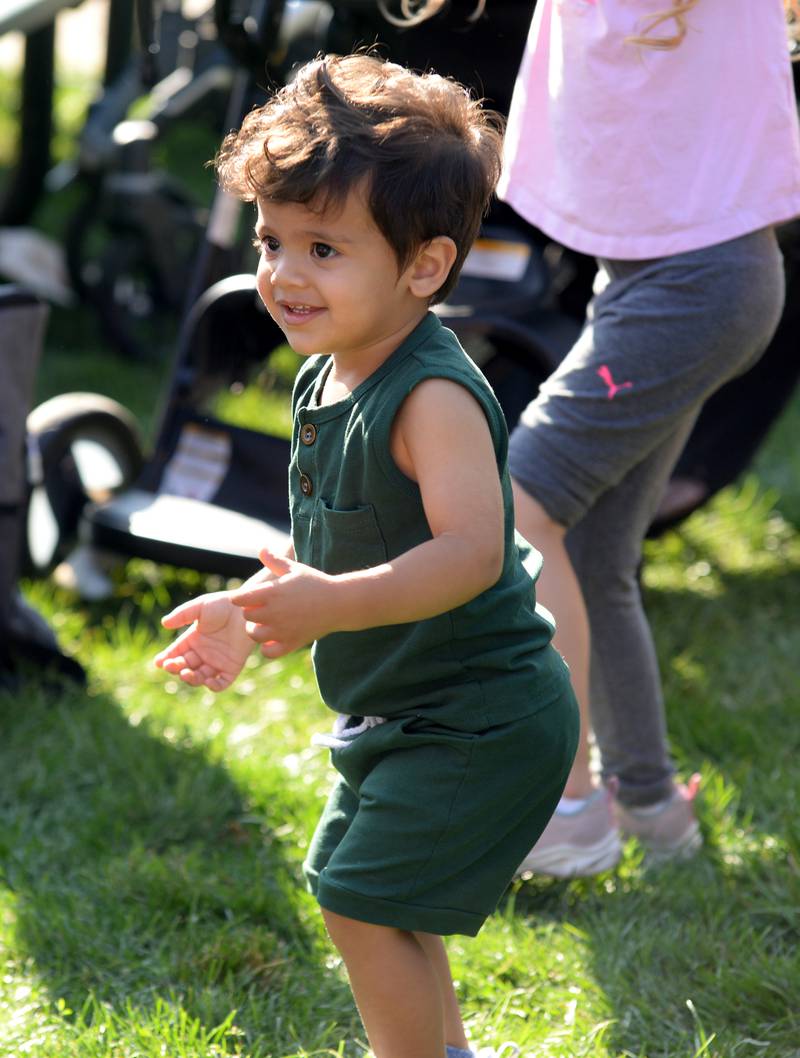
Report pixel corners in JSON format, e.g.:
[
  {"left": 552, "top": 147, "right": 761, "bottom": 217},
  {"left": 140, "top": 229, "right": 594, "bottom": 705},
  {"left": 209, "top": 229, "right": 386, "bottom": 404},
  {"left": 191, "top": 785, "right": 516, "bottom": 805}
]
[{"left": 231, "top": 379, "right": 505, "bottom": 656}]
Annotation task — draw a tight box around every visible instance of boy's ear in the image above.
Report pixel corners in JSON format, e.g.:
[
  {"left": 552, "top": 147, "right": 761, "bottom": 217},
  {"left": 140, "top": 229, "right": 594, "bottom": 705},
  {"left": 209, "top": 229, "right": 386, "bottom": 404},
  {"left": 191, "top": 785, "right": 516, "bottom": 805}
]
[{"left": 406, "top": 237, "right": 458, "bottom": 299}]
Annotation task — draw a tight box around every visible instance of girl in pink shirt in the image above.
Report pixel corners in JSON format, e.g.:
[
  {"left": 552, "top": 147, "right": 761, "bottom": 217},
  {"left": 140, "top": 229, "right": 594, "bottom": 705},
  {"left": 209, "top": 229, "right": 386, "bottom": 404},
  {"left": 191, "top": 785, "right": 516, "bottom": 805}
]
[{"left": 496, "top": 0, "right": 800, "bottom": 876}]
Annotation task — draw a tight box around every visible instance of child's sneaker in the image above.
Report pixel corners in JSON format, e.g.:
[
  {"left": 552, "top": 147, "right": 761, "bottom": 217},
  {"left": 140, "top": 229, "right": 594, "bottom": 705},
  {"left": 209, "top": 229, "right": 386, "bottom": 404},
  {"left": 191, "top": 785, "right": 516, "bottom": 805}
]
[
  {"left": 515, "top": 789, "right": 621, "bottom": 878},
  {"left": 613, "top": 774, "right": 702, "bottom": 860}
]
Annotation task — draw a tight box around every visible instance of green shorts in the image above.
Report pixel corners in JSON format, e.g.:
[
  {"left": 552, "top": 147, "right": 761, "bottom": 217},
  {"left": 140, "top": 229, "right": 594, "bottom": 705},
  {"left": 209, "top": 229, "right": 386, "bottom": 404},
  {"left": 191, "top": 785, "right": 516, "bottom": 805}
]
[{"left": 303, "top": 689, "right": 579, "bottom": 937}]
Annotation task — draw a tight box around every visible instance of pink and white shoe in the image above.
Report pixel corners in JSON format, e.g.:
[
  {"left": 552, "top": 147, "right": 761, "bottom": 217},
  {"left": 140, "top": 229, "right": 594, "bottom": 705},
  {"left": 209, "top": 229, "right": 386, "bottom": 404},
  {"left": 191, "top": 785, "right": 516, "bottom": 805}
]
[
  {"left": 515, "top": 789, "right": 621, "bottom": 878},
  {"left": 613, "top": 774, "right": 702, "bottom": 860}
]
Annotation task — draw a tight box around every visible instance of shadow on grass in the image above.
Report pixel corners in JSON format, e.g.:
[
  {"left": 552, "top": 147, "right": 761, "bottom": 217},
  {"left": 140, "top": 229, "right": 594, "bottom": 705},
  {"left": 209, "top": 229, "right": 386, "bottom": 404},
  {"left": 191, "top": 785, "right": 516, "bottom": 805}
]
[
  {"left": 502, "top": 556, "right": 800, "bottom": 1056},
  {"left": 0, "top": 676, "right": 354, "bottom": 1056}
]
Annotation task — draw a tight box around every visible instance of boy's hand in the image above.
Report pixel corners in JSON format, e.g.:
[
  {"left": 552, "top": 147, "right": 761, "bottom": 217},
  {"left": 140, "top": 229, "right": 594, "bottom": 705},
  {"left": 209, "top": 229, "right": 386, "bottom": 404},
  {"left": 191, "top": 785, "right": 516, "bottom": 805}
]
[
  {"left": 153, "top": 591, "right": 254, "bottom": 691},
  {"left": 230, "top": 548, "right": 338, "bottom": 658}
]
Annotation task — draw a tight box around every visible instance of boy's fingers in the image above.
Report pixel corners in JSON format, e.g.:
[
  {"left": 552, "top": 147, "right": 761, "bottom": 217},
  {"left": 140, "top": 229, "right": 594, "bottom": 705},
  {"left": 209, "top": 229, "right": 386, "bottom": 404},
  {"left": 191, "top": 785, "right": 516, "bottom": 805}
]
[
  {"left": 261, "top": 639, "right": 291, "bottom": 659},
  {"left": 244, "top": 620, "right": 273, "bottom": 642},
  {"left": 180, "top": 668, "right": 207, "bottom": 686},
  {"left": 230, "top": 583, "right": 272, "bottom": 609},
  {"left": 259, "top": 547, "right": 293, "bottom": 576},
  {"left": 161, "top": 599, "right": 202, "bottom": 627},
  {"left": 159, "top": 655, "right": 188, "bottom": 673}
]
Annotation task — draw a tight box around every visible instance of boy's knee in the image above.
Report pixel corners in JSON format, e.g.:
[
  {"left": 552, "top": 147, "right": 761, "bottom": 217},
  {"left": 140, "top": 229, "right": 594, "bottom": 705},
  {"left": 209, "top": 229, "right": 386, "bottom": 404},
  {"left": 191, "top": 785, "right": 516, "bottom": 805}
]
[{"left": 321, "top": 907, "right": 405, "bottom": 953}]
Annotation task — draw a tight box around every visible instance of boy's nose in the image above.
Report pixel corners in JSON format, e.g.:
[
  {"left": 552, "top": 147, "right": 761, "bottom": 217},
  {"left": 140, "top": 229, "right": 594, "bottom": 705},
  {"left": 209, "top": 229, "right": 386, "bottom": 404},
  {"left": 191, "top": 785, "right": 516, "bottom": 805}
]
[{"left": 270, "top": 255, "right": 306, "bottom": 289}]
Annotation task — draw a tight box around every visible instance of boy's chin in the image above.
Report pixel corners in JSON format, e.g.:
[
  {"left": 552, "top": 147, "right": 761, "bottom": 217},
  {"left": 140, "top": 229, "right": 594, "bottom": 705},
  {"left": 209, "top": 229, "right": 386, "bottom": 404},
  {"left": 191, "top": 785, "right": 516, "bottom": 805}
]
[{"left": 283, "top": 335, "right": 329, "bottom": 358}]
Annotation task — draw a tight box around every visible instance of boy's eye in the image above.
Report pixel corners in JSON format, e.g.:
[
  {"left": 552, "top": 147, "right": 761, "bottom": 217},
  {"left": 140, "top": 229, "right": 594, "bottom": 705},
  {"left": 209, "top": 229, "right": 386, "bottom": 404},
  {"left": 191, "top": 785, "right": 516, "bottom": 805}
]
[
  {"left": 312, "top": 242, "right": 338, "bottom": 260},
  {"left": 253, "top": 234, "right": 280, "bottom": 254}
]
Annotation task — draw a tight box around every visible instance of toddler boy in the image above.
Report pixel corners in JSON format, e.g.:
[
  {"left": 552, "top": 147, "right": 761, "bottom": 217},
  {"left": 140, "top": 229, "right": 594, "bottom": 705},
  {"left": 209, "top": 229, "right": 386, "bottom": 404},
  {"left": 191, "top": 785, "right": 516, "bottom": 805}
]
[{"left": 155, "top": 53, "right": 578, "bottom": 1058}]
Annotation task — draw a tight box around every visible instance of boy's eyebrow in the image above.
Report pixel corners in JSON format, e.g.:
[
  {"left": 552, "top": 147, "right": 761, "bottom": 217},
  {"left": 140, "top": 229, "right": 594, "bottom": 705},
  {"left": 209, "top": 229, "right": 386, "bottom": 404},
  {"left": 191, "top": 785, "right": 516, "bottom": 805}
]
[
  {"left": 254, "top": 219, "right": 355, "bottom": 244},
  {"left": 304, "top": 228, "right": 355, "bottom": 244}
]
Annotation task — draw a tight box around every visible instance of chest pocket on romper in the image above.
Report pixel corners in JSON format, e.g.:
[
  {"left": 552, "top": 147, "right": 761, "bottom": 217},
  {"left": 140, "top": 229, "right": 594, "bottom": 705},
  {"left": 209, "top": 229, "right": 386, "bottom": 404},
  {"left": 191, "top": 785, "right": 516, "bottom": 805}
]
[{"left": 312, "top": 502, "right": 389, "bottom": 575}]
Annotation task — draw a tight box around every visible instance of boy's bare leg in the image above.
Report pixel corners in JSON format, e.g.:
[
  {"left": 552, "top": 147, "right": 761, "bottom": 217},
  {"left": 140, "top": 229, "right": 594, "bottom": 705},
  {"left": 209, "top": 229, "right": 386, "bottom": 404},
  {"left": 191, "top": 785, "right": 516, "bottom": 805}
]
[
  {"left": 512, "top": 482, "right": 594, "bottom": 798},
  {"left": 413, "top": 932, "right": 469, "bottom": 1049},
  {"left": 322, "top": 909, "right": 467, "bottom": 1058}
]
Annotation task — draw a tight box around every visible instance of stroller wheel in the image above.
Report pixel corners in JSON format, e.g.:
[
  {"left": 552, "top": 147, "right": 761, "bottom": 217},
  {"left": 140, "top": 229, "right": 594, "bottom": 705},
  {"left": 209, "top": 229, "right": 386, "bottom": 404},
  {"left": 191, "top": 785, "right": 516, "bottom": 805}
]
[{"left": 24, "top": 393, "right": 143, "bottom": 574}]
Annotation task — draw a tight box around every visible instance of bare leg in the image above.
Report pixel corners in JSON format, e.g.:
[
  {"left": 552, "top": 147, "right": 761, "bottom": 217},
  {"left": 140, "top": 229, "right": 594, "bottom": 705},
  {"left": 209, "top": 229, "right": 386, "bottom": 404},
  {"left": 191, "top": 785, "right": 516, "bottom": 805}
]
[
  {"left": 414, "top": 932, "right": 469, "bottom": 1050},
  {"left": 512, "top": 480, "right": 595, "bottom": 799},
  {"left": 322, "top": 909, "right": 465, "bottom": 1058}
]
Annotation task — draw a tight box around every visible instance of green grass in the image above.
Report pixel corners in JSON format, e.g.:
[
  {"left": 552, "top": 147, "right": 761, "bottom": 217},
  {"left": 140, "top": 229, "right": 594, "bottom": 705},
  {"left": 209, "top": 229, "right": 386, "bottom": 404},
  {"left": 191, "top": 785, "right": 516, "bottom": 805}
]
[
  {"left": 5, "top": 384, "right": 798, "bottom": 1058},
  {"left": 2, "top": 72, "right": 800, "bottom": 1058}
]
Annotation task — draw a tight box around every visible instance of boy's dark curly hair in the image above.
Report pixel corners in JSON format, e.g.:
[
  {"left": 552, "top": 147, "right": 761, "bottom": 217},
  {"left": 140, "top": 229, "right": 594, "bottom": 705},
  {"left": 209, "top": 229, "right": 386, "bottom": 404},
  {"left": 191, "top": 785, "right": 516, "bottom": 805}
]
[{"left": 216, "top": 52, "right": 504, "bottom": 303}]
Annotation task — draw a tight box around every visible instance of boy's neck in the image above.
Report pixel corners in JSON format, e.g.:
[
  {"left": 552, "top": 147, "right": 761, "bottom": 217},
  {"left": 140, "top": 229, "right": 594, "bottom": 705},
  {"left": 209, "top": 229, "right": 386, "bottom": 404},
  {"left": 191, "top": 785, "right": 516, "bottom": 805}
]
[{"left": 320, "top": 309, "right": 429, "bottom": 404}]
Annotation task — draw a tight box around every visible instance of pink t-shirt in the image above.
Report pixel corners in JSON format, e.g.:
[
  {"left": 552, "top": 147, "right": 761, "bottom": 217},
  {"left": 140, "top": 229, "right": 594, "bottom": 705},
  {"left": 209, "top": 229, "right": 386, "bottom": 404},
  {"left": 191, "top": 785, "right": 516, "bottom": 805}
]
[{"left": 498, "top": 0, "right": 800, "bottom": 259}]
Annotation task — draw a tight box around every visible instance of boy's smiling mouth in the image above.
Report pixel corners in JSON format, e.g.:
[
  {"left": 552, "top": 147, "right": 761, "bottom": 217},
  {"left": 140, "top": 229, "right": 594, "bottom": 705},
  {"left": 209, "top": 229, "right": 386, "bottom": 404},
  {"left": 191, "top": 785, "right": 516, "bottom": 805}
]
[{"left": 279, "top": 302, "right": 325, "bottom": 323}]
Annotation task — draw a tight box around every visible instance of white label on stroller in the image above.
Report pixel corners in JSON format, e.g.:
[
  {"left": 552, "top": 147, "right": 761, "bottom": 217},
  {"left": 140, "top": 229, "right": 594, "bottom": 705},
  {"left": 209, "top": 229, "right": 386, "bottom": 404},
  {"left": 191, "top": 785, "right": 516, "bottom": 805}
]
[
  {"left": 160, "top": 423, "right": 231, "bottom": 502},
  {"left": 461, "top": 239, "right": 530, "bottom": 282}
]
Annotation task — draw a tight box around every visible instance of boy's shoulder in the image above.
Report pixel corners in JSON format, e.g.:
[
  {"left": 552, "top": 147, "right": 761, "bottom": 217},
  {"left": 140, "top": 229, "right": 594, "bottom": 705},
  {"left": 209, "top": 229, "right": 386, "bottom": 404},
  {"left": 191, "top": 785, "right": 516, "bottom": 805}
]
[
  {"left": 408, "top": 320, "right": 500, "bottom": 406},
  {"left": 402, "top": 314, "right": 485, "bottom": 383}
]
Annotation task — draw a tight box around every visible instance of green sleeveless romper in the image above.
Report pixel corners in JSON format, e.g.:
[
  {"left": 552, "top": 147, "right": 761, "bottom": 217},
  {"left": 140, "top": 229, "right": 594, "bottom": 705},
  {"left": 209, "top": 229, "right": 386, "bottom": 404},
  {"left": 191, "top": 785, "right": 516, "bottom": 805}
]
[{"left": 294, "top": 313, "right": 578, "bottom": 935}]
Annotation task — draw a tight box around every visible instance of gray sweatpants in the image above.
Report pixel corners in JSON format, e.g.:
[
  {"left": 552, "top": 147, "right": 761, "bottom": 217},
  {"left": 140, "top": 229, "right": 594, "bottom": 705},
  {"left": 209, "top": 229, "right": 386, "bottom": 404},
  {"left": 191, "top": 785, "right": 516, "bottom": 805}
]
[{"left": 509, "top": 227, "right": 785, "bottom": 806}]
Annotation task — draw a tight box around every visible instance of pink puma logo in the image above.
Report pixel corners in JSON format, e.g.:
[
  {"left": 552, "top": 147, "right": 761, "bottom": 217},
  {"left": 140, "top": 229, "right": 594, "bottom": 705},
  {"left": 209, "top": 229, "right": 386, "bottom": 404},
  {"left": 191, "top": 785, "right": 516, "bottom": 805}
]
[{"left": 597, "top": 364, "right": 633, "bottom": 400}]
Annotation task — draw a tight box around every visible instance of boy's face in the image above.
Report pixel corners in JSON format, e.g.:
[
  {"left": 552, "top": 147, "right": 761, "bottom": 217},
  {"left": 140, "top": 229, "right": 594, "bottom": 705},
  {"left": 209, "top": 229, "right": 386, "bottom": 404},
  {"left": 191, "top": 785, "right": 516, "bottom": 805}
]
[{"left": 254, "top": 188, "right": 426, "bottom": 367}]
